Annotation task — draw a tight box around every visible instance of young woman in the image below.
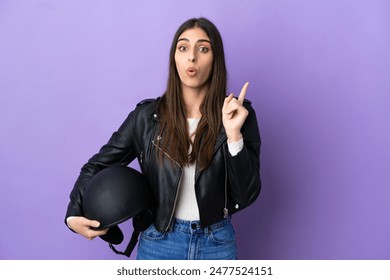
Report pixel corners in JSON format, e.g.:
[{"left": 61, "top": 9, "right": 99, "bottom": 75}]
[{"left": 65, "top": 17, "right": 261, "bottom": 260}]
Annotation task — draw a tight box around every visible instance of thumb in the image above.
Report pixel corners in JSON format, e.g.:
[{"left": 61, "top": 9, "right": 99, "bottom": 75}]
[
  {"left": 90, "top": 220, "right": 100, "bottom": 228},
  {"left": 83, "top": 218, "right": 100, "bottom": 228}
]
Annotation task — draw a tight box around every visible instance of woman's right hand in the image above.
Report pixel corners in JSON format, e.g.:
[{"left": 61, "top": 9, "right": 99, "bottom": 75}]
[{"left": 67, "top": 216, "right": 109, "bottom": 240}]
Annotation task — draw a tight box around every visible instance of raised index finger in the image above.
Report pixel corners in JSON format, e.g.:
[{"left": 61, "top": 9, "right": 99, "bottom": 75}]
[{"left": 238, "top": 82, "right": 249, "bottom": 104}]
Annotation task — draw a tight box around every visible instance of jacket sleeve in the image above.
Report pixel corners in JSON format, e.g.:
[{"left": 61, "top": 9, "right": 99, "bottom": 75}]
[
  {"left": 65, "top": 109, "right": 138, "bottom": 224},
  {"left": 225, "top": 101, "right": 261, "bottom": 212}
]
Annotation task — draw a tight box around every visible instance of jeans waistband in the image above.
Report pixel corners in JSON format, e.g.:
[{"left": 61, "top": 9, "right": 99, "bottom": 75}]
[{"left": 172, "top": 218, "right": 230, "bottom": 234}]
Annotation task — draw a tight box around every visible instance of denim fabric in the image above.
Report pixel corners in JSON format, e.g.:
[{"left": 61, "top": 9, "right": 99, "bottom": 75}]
[{"left": 136, "top": 218, "right": 237, "bottom": 260}]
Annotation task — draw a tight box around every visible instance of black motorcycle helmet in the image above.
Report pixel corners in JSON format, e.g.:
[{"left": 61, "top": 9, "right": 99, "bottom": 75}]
[{"left": 82, "top": 165, "right": 153, "bottom": 257}]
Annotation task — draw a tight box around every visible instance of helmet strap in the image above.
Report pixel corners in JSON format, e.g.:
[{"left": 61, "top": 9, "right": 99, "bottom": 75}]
[{"left": 108, "top": 229, "right": 140, "bottom": 258}]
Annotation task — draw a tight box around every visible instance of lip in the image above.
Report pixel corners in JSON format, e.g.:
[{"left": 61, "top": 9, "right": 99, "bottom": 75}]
[{"left": 186, "top": 67, "right": 197, "bottom": 77}]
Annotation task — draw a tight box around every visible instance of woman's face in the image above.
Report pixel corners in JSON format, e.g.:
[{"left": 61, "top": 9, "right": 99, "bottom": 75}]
[{"left": 175, "top": 27, "right": 213, "bottom": 92}]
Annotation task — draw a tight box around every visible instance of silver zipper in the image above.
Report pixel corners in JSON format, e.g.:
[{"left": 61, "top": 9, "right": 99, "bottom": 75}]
[
  {"left": 223, "top": 144, "right": 228, "bottom": 218},
  {"left": 194, "top": 137, "right": 229, "bottom": 218},
  {"left": 152, "top": 139, "right": 183, "bottom": 231}
]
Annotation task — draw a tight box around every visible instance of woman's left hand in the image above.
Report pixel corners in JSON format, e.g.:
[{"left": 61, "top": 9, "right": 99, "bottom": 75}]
[{"left": 222, "top": 82, "right": 249, "bottom": 142}]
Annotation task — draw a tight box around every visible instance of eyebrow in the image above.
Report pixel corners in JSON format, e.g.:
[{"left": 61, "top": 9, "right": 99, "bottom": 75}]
[{"left": 177, "top": 38, "right": 211, "bottom": 44}]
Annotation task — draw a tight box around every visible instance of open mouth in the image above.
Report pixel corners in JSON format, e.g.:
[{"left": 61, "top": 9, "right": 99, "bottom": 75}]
[{"left": 186, "top": 68, "right": 197, "bottom": 77}]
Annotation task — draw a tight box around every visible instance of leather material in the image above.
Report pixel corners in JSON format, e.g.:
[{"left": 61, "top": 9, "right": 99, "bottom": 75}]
[{"left": 66, "top": 98, "right": 261, "bottom": 232}]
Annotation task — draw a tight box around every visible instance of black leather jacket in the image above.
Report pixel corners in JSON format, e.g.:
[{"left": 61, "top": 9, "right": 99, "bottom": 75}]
[{"left": 65, "top": 98, "right": 261, "bottom": 232}]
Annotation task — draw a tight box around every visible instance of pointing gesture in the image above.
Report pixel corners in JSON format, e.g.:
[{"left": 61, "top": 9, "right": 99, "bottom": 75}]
[
  {"left": 237, "top": 81, "right": 249, "bottom": 104},
  {"left": 222, "top": 82, "right": 250, "bottom": 142}
]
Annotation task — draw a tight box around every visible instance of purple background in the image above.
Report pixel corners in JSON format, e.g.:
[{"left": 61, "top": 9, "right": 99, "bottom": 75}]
[{"left": 0, "top": 0, "right": 389, "bottom": 260}]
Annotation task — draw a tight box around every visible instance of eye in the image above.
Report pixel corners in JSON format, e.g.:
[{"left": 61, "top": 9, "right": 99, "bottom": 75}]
[
  {"left": 198, "top": 46, "right": 209, "bottom": 53},
  {"left": 178, "top": 45, "right": 187, "bottom": 52}
]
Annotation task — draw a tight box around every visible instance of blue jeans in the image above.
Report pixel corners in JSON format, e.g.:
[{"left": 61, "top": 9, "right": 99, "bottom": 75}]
[{"left": 136, "top": 218, "right": 237, "bottom": 260}]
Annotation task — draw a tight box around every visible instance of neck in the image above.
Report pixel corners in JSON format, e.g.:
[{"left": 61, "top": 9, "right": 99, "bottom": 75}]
[{"left": 181, "top": 85, "right": 208, "bottom": 119}]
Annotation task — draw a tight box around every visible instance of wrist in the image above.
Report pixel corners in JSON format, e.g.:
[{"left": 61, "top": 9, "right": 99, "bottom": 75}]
[{"left": 226, "top": 132, "right": 243, "bottom": 143}]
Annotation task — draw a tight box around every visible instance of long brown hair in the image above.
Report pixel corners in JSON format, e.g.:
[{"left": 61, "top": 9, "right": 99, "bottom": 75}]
[{"left": 157, "top": 17, "right": 227, "bottom": 169}]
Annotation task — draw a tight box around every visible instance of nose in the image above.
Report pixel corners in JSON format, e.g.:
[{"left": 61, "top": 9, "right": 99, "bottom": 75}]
[{"left": 188, "top": 50, "right": 196, "bottom": 62}]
